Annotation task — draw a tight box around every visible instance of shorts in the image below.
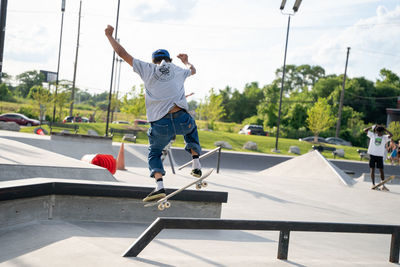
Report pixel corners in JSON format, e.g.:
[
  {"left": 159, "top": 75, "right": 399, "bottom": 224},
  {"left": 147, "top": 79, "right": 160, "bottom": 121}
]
[{"left": 369, "top": 154, "right": 384, "bottom": 169}]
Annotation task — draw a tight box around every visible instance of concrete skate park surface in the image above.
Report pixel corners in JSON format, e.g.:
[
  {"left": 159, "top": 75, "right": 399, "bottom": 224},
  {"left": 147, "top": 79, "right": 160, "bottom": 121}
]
[{"left": 0, "top": 130, "right": 400, "bottom": 266}]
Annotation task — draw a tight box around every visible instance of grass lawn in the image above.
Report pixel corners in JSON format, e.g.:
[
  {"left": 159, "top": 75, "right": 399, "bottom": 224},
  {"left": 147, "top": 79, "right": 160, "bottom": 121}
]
[{"left": 19, "top": 123, "right": 367, "bottom": 162}]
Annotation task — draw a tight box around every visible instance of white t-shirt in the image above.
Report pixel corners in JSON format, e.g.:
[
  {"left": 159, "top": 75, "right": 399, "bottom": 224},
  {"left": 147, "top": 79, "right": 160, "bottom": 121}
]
[
  {"left": 367, "top": 131, "right": 389, "bottom": 157},
  {"left": 132, "top": 59, "right": 191, "bottom": 122}
]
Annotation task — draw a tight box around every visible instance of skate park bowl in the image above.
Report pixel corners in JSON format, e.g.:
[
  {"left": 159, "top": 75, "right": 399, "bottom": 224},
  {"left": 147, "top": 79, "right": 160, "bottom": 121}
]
[{"left": 2, "top": 130, "right": 400, "bottom": 266}]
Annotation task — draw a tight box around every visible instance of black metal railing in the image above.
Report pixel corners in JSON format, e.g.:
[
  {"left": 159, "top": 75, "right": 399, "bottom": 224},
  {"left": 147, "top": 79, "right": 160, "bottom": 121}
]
[
  {"left": 123, "top": 217, "right": 400, "bottom": 263},
  {"left": 177, "top": 146, "right": 222, "bottom": 173}
]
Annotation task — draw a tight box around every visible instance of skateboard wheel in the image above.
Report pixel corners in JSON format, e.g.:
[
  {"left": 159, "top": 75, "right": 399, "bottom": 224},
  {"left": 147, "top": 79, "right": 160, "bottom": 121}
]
[
  {"left": 196, "top": 183, "right": 202, "bottom": 190},
  {"left": 158, "top": 203, "right": 165, "bottom": 211},
  {"left": 165, "top": 202, "right": 171, "bottom": 208},
  {"left": 202, "top": 181, "right": 208, "bottom": 187}
]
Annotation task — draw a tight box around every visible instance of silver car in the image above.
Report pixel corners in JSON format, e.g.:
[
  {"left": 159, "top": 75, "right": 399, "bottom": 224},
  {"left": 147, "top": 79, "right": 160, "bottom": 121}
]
[{"left": 325, "top": 137, "right": 352, "bottom": 146}]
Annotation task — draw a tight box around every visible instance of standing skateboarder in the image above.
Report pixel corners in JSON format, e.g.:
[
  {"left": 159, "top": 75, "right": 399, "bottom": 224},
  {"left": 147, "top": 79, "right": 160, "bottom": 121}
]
[
  {"left": 105, "top": 25, "right": 202, "bottom": 202},
  {"left": 364, "top": 125, "right": 393, "bottom": 190}
]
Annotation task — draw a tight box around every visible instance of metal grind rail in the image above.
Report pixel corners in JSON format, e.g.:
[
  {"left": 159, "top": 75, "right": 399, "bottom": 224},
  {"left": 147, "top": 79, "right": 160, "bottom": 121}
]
[
  {"left": 177, "top": 146, "right": 222, "bottom": 173},
  {"left": 123, "top": 217, "right": 400, "bottom": 263}
]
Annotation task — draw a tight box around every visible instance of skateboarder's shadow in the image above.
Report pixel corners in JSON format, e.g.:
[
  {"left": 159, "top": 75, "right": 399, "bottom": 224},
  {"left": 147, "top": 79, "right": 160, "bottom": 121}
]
[{"left": 176, "top": 172, "right": 290, "bottom": 204}]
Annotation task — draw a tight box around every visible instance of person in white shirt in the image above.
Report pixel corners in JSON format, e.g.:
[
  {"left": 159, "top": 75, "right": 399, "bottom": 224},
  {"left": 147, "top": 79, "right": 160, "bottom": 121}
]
[
  {"left": 364, "top": 125, "right": 393, "bottom": 190},
  {"left": 105, "top": 25, "right": 202, "bottom": 202}
]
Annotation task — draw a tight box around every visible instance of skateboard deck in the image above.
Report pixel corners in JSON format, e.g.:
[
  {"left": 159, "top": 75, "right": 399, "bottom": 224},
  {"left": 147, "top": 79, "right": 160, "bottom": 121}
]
[
  {"left": 144, "top": 168, "right": 214, "bottom": 210},
  {"left": 371, "top": 175, "right": 395, "bottom": 190}
]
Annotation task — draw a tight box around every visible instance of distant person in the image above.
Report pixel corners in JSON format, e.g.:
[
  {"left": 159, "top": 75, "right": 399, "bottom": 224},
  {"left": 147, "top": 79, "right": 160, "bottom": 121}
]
[
  {"left": 364, "top": 125, "right": 393, "bottom": 190},
  {"left": 105, "top": 25, "right": 202, "bottom": 202},
  {"left": 397, "top": 140, "right": 400, "bottom": 165},
  {"left": 387, "top": 139, "right": 398, "bottom": 165}
]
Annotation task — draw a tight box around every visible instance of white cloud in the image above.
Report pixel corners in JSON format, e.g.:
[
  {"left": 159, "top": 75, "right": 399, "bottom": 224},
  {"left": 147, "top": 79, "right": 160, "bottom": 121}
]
[
  {"left": 2, "top": 0, "right": 400, "bottom": 101},
  {"left": 290, "top": 5, "right": 400, "bottom": 80}
]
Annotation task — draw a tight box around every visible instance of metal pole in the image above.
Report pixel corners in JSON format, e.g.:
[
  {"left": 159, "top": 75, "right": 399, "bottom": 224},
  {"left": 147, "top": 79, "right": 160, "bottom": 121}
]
[
  {"left": 335, "top": 47, "right": 350, "bottom": 138},
  {"left": 0, "top": 0, "right": 8, "bottom": 83},
  {"left": 274, "top": 15, "right": 291, "bottom": 153},
  {"left": 69, "top": 0, "right": 82, "bottom": 117},
  {"left": 52, "top": 0, "right": 66, "bottom": 123},
  {"left": 105, "top": 0, "right": 121, "bottom": 136},
  {"left": 111, "top": 44, "right": 120, "bottom": 123}
]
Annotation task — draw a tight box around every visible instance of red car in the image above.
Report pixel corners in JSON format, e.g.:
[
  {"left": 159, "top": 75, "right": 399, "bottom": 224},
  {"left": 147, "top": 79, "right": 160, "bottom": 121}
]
[{"left": 0, "top": 113, "right": 40, "bottom": 126}]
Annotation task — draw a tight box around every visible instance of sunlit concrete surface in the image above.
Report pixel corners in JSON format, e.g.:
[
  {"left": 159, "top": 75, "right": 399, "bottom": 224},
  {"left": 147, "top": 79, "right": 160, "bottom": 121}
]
[{"left": 0, "top": 130, "right": 399, "bottom": 266}]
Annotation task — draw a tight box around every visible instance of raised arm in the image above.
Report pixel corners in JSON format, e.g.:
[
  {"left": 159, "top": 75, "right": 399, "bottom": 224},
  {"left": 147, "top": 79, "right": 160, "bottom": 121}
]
[
  {"left": 363, "top": 125, "right": 373, "bottom": 133},
  {"left": 177, "top": 54, "right": 196, "bottom": 75},
  {"left": 384, "top": 127, "right": 393, "bottom": 139},
  {"left": 105, "top": 25, "right": 133, "bottom": 67}
]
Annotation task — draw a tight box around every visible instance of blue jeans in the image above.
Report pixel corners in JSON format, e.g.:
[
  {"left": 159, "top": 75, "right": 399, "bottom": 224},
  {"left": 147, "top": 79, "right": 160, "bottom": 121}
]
[{"left": 147, "top": 110, "right": 201, "bottom": 177}]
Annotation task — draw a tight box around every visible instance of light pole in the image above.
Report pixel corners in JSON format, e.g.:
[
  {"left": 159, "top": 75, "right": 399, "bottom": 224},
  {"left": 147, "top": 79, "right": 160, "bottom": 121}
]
[
  {"left": 274, "top": 0, "right": 302, "bottom": 153},
  {"left": 0, "top": 0, "right": 8, "bottom": 84},
  {"left": 105, "top": 0, "right": 121, "bottom": 136},
  {"left": 52, "top": 0, "right": 66, "bottom": 123},
  {"left": 335, "top": 47, "right": 350, "bottom": 138}
]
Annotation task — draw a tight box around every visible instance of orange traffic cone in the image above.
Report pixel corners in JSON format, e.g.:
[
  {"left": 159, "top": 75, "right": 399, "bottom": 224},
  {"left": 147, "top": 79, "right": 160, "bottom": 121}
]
[{"left": 116, "top": 142, "right": 127, "bottom": 170}]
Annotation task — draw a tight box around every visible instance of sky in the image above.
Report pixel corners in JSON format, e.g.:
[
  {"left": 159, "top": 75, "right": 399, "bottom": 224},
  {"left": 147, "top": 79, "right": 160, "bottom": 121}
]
[{"left": 3, "top": 0, "right": 400, "bottom": 102}]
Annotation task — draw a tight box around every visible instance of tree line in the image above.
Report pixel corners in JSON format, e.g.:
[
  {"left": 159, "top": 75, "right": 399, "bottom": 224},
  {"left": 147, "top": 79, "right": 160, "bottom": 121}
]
[
  {"left": 194, "top": 65, "right": 400, "bottom": 146},
  {"left": 1, "top": 66, "right": 400, "bottom": 146}
]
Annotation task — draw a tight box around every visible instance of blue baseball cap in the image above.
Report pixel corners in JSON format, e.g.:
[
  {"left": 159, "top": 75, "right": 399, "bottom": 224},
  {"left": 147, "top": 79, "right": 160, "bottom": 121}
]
[{"left": 152, "top": 49, "right": 170, "bottom": 60}]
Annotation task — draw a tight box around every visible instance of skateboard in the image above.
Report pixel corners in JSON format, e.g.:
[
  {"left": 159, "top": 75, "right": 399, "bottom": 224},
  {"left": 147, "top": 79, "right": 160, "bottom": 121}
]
[
  {"left": 144, "top": 168, "right": 214, "bottom": 211},
  {"left": 371, "top": 175, "right": 395, "bottom": 191}
]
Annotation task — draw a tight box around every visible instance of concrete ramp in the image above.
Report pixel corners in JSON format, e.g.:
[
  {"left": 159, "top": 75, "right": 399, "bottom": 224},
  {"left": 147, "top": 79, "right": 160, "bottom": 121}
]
[
  {"left": 259, "top": 150, "right": 355, "bottom": 186},
  {"left": 0, "top": 137, "right": 116, "bottom": 182}
]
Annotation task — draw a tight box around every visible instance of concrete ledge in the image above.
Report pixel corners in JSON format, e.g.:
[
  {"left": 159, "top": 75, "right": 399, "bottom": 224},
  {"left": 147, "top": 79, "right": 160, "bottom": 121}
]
[
  {"left": 0, "top": 165, "right": 117, "bottom": 182},
  {"left": 0, "top": 179, "right": 228, "bottom": 226}
]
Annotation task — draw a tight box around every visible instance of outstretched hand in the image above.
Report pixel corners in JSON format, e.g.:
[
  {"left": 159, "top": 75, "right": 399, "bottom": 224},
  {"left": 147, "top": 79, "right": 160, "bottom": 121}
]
[
  {"left": 177, "top": 54, "right": 189, "bottom": 64},
  {"left": 105, "top": 25, "right": 114, "bottom": 37}
]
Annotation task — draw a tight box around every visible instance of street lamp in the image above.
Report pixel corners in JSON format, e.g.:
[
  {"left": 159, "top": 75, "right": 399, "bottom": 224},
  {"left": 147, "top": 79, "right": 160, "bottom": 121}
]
[
  {"left": 105, "top": 0, "right": 121, "bottom": 136},
  {"left": 274, "top": 0, "right": 302, "bottom": 153},
  {"left": 52, "top": 0, "right": 66, "bottom": 123}
]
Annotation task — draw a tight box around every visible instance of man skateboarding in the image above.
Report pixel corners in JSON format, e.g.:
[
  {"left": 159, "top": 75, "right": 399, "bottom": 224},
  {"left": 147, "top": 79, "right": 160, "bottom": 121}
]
[
  {"left": 105, "top": 25, "right": 202, "bottom": 202},
  {"left": 364, "top": 125, "right": 393, "bottom": 190}
]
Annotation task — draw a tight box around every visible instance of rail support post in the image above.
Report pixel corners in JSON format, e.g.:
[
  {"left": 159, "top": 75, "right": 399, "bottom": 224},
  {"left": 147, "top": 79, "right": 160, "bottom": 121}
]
[
  {"left": 217, "top": 146, "right": 222, "bottom": 173},
  {"left": 167, "top": 150, "right": 176, "bottom": 174},
  {"left": 123, "top": 218, "right": 164, "bottom": 257},
  {"left": 390, "top": 230, "right": 400, "bottom": 263},
  {"left": 277, "top": 230, "right": 290, "bottom": 260}
]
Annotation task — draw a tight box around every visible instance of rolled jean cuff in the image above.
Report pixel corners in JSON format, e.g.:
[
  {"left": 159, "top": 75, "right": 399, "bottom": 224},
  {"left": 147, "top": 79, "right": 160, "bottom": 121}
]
[
  {"left": 150, "top": 168, "right": 166, "bottom": 178},
  {"left": 185, "top": 144, "right": 201, "bottom": 155}
]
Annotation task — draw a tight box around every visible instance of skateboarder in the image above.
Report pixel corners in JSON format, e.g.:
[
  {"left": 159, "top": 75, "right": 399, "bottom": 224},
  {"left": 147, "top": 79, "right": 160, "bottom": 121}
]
[
  {"left": 105, "top": 25, "right": 202, "bottom": 202},
  {"left": 364, "top": 125, "right": 393, "bottom": 190}
]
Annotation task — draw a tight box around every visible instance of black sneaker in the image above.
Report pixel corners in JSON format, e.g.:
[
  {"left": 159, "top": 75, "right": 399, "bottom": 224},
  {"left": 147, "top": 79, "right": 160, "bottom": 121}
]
[
  {"left": 142, "top": 188, "right": 166, "bottom": 202},
  {"left": 191, "top": 168, "right": 202, "bottom": 178}
]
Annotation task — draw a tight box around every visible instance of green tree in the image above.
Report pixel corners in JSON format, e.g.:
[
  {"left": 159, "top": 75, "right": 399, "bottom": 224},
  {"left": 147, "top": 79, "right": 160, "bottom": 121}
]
[
  {"left": 55, "top": 90, "right": 71, "bottom": 121},
  {"left": 196, "top": 89, "right": 226, "bottom": 129},
  {"left": 28, "top": 85, "right": 52, "bottom": 122},
  {"left": 120, "top": 85, "right": 146, "bottom": 118},
  {"left": 16, "top": 70, "right": 45, "bottom": 98},
  {"left": 306, "top": 98, "right": 336, "bottom": 142},
  {"left": 286, "top": 103, "right": 308, "bottom": 129},
  {"left": 311, "top": 75, "right": 341, "bottom": 100},
  {"left": 377, "top": 68, "right": 400, "bottom": 86},
  {"left": 0, "top": 83, "right": 15, "bottom": 102},
  {"left": 388, "top": 121, "right": 400, "bottom": 141},
  {"left": 257, "top": 82, "right": 280, "bottom": 128},
  {"left": 187, "top": 100, "right": 198, "bottom": 111},
  {"left": 275, "top": 64, "right": 325, "bottom": 93},
  {"left": 1, "top": 72, "right": 13, "bottom": 85}
]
